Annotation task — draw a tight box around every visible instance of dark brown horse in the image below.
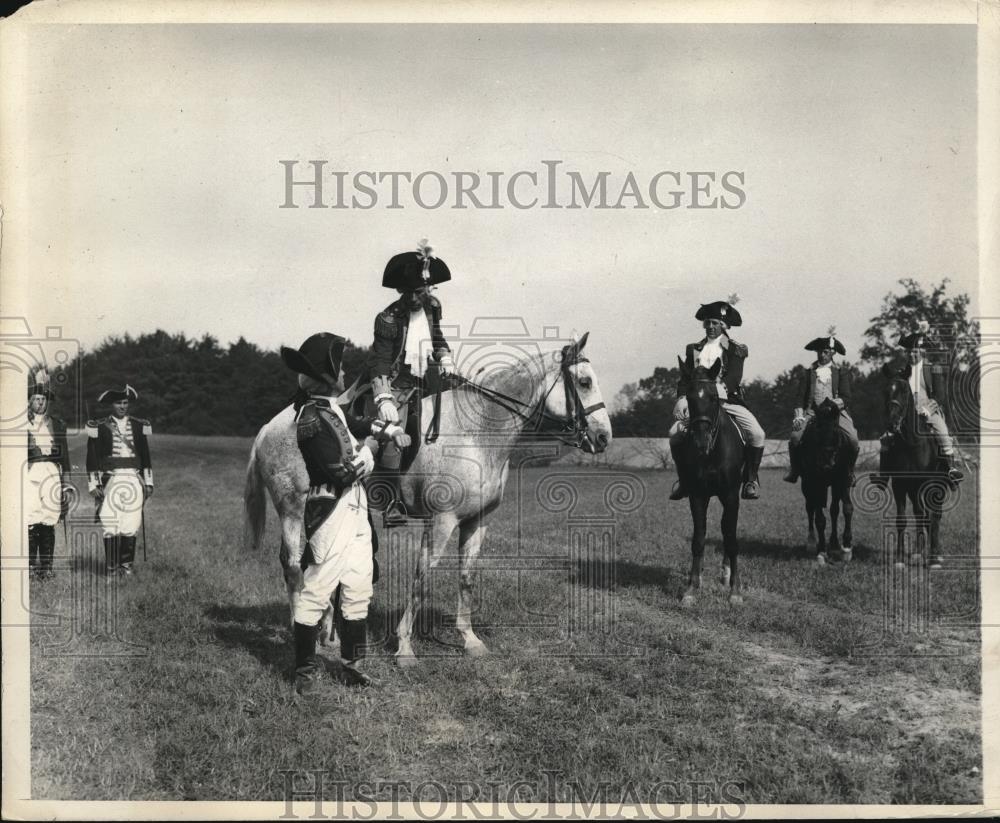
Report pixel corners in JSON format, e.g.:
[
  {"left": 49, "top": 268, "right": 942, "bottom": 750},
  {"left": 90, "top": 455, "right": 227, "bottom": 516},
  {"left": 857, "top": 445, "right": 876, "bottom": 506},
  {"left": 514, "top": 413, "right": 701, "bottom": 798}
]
[
  {"left": 882, "top": 370, "right": 951, "bottom": 569},
  {"left": 670, "top": 360, "right": 745, "bottom": 605},
  {"left": 799, "top": 397, "right": 854, "bottom": 564}
]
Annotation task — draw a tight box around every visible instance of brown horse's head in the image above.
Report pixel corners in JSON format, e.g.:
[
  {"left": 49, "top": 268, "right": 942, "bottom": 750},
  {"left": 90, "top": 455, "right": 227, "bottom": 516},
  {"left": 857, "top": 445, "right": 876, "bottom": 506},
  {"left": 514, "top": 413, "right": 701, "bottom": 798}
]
[
  {"left": 681, "top": 357, "right": 723, "bottom": 458},
  {"left": 811, "top": 397, "right": 844, "bottom": 473},
  {"left": 881, "top": 363, "right": 911, "bottom": 432}
]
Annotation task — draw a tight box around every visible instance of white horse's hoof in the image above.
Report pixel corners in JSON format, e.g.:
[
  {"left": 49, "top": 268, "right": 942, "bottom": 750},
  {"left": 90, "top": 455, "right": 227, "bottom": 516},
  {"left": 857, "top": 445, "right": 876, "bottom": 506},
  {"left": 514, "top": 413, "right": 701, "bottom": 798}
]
[
  {"left": 816, "top": 553, "right": 827, "bottom": 566},
  {"left": 728, "top": 594, "right": 744, "bottom": 606},
  {"left": 894, "top": 561, "right": 905, "bottom": 569},
  {"left": 929, "top": 556, "right": 943, "bottom": 570},
  {"left": 396, "top": 653, "right": 420, "bottom": 669},
  {"left": 841, "top": 548, "right": 853, "bottom": 563},
  {"left": 681, "top": 593, "right": 696, "bottom": 608},
  {"left": 464, "top": 642, "right": 489, "bottom": 659}
]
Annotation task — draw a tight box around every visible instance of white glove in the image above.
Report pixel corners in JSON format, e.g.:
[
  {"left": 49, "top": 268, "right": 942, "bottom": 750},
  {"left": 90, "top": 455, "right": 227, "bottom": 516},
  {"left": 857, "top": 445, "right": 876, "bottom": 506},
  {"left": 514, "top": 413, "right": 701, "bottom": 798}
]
[
  {"left": 438, "top": 353, "right": 455, "bottom": 377},
  {"left": 383, "top": 424, "right": 412, "bottom": 449},
  {"left": 792, "top": 416, "right": 806, "bottom": 432},
  {"left": 673, "top": 397, "right": 689, "bottom": 421},
  {"left": 378, "top": 399, "right": 400, "bottom": 424},
  {"left": 352, "top": 445, "right": 375, "bottom": 479},
  {"left": 833, "top": 397, "right": 845, "bottom": 410}
]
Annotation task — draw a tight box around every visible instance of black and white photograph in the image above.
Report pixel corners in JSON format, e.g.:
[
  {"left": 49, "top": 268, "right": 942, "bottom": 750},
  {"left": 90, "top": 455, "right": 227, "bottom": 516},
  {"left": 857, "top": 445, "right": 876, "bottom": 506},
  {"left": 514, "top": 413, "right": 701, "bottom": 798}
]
[{"left": 1, "top": 1, "right": 997, "bottom": 818}]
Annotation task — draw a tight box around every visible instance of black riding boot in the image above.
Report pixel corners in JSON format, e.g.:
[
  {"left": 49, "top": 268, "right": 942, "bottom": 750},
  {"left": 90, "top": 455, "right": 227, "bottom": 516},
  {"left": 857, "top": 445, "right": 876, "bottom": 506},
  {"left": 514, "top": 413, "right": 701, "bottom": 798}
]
[
  {"left": 120, "top": 535, "right": 136, "bottom": 575},
  {"left": 38, "top": 525, "right": 56, "bottom": 579},
  {"left": 104, "top": 535, "right": 120, "bottom": 576},
  {"left": 742, "top": 446, "right": 764, "bottom": 500},
  {"left": 338, "top": 617, "right": 377, "bottom": 687},
  {"left": 28, "top": 525, "right": 41, "bottom": 579},
  {"left": 379, "top": 442, "right": 408, "bottom": 527},
  {"left": 783, "top": 443, "right": 801, "bottom": 483},
  {"left": 944, "top": 454, "right": 965, "bottom": 485},
  {"left": 668, "top": 435, "right": 689, "bottom": 501},
  {"left": 293, "top": 621, "right": 322, "bottom": 696}
]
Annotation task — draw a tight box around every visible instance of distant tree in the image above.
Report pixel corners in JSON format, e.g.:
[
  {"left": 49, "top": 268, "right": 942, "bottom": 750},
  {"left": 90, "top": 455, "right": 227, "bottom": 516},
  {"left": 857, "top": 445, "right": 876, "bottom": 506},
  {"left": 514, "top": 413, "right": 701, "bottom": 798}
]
[
  {"left": 860, "top": 278, "right": 979, "bottom": 368},
  {"left": 51, "top": 330, "right": 373, "bottom": 436},
  {"left": 609, "top": 365, "right": 680, "bottom": 437}
]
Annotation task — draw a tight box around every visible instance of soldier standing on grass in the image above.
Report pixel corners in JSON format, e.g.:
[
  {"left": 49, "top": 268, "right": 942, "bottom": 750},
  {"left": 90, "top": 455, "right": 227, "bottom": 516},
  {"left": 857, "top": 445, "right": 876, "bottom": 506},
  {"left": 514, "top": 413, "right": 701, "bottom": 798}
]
[
  {"left": 25, "top": 370, "right": 72, "bottom": 581},
  {"left": 86, "top": 385, "right": 153, "bottom": 577},
  {"left": 282, "top": 332, "right": 410, "bottom": 694}
]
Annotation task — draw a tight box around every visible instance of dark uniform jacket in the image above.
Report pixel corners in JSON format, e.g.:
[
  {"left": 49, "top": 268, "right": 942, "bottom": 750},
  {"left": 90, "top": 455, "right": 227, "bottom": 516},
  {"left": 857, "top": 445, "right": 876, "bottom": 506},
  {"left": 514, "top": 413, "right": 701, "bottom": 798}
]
[
  {"left": 677, "top": 336, "right": 749, "bottom": 405},
  {"left": 85, "top": 416, "right": 152, "bottom": 487},
  {"left": 28, "top": 414, "right": 71, "bottom": 473},
  {"left": 367, "top": 296, "right": 451, "bottom": 386},
  {"left": 801, "top": 362, "right": 852, "bottom": 411},
  {"left": 294, "top": 394, "right": 382, "bottom": 574}
]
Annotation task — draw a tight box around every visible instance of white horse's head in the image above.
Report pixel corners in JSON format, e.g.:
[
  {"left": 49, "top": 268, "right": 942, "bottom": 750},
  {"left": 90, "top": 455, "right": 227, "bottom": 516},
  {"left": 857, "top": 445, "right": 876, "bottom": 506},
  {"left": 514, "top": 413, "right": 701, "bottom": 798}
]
[{"left": 541, "top": 332, "right": 613, "bottom": 454}]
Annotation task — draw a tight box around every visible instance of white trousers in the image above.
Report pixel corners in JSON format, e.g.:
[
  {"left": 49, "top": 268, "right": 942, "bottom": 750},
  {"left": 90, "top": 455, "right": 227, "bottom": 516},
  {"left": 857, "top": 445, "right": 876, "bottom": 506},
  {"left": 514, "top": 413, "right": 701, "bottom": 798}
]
[
  {"left": 99, "top": 471, "right": 145, "bottom": 537},
  {"left": 26, "top": 462, "right": 62, "bottom": 527},
  {"left": 670, "top": 399, "right": 766, "bottom": 447},
  {"left": 293, "top": 484, "right": 374, "bottom": 627}
]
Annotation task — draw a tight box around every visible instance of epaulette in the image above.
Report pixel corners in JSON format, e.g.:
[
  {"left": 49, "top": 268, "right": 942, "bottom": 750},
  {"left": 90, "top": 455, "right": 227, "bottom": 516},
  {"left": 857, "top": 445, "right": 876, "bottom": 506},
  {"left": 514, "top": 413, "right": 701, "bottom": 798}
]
[
  {"left": 132, "top": 416, "right": 153, "bottom": 436},
  {"left": 295, "top": 401, "right": 322, "bottom": 442},
  {"left": 730, "top": 342, "right": 748, "bottom": 358},
  {"left": 374, "top": 309, "right": 400, "bottom": 339},
  {"left": 85, "top": 418, "right": 102, "bottom": 438}
]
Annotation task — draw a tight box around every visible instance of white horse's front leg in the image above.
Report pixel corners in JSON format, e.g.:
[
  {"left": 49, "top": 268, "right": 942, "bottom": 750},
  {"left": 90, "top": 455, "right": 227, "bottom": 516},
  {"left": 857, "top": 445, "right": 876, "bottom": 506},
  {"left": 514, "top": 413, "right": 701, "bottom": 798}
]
[
  {"left": 395, "top": 516, "right": 455, "bottom": 667},
  {"left": 280, "top": 512, "right": 303, "bottom": 629},
  {"left": 457, "top": 517, "right": 488, "bottom": 658}
]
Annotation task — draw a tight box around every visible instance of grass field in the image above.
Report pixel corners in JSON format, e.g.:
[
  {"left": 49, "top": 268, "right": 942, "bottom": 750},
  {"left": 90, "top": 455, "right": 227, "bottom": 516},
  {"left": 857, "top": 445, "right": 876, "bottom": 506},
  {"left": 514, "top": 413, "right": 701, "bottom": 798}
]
[{"left": 28, "top": 434, "right": 981, "bottom": 805}]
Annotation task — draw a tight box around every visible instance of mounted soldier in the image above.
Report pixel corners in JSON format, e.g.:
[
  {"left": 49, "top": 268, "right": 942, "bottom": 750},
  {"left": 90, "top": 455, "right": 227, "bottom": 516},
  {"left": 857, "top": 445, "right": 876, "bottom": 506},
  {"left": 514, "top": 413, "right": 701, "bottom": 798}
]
[
  {"left": 86, "top": 384, "right": 153, "bottom": 577},
  {"left": 669, "top": 298, "right": 766, "bottom": 501},
  {"left": 783, "top": 330, "right": 860, "bottom": 486},
  {"left": 25, "top": 370, "right": 72, "bottom": 580},
  {"left": 367, "top": 239, "right": 456, "bottom": 526},
  {"left": 282, "top": 332, "right": 410, "bottom": 694},
  {"left": 871, "top": 326, "right": 964, "bottom": 488}
]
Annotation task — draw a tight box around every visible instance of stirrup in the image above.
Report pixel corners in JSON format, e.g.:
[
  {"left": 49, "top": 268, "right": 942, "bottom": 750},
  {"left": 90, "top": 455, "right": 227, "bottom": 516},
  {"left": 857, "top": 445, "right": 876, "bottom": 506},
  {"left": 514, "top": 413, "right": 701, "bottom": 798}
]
[
  {"left": 668, "top": 480, "right": 688, "bottom": 501},
  {"left": 741, "top": 480, "right": 760, "bottom": 500},
  {"left": 382, "top": 502, "right": 408, "bottom": 528},
  {"left": 782, "top": 471, "right": 798, "bottom": 484}
]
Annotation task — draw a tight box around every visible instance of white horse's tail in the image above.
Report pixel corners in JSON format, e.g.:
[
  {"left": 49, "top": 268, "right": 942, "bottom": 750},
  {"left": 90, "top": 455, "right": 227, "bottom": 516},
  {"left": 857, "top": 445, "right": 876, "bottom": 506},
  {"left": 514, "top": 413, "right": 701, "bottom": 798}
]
[{"left": 243, "top": 433, "right": 267, "bottom": 552}]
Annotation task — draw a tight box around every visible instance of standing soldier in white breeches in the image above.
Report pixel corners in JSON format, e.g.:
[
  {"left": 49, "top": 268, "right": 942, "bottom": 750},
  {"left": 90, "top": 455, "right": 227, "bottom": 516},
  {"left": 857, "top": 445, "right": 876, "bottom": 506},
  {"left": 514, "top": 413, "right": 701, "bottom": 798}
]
[
  {"left": 281, "top": 332, "right": 410, "bottom": 695},
  {"left": 25, "top": 370, "right": 72, "bottom": 581},
  {"left": 86, "top": 385, "right": 153, "bottom": 577}
]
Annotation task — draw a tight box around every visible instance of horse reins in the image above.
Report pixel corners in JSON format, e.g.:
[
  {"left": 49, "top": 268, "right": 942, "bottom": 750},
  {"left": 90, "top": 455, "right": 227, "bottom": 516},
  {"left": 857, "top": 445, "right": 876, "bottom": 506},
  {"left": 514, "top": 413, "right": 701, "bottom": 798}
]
[
  {"left": 688, "top": 378, "right": 724, "bottom": 452},
  {"left": 449, "top": 352, "right": 606, "bottom": 450}
]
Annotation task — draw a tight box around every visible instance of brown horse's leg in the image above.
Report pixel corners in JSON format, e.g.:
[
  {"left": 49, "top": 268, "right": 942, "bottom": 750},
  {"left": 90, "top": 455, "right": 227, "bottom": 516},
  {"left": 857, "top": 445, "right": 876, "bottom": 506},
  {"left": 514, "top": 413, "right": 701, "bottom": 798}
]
[
  {"left": 929, "top": 506, "right": 943, "bottom": 569},
  {"left": 841, "top": 487, "right": 854, "bottom": 560},
  {"left": 893, "top": 483, "right": 907, "bottom": 568},
  {"left": 682, "top": 496, "right": 709, "bottom": 606},
  {"left": 720, "top": 491, "right": 742, "bottom": 604},
  {"left": 814, "top": 490, "right": 828, "bottom": 562},
  {"left": 806, "top": 494, "right": 818, "bottom": 553},
  {"left": 829, "top": 494, "right": 841, "bottom": 554},
  {"left": 456, "top": 516, "right": 488, "bottom": 657}
]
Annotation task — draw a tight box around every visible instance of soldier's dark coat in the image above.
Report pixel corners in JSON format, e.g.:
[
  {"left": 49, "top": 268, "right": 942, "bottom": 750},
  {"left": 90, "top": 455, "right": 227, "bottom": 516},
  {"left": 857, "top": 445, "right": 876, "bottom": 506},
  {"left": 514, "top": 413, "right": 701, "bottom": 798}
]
[
  {"left": 28, "top": 414, "right": 71, "bottom": 473},
  {"left": 677, "top": 337, "right": 749, "bottom": 405},
  {"left": 367, "top": 296, "right": 451, "bottom": 386},
  {"left": 800, "top": 363, "right": 853, "bottom": 411},
  {"left": 85, "top": 416, "right": 152, "bottom": 478}
]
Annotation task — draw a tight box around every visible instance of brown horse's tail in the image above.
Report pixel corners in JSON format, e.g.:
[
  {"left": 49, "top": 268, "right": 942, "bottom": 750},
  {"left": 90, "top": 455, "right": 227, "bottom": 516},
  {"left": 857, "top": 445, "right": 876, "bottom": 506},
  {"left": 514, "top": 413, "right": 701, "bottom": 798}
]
[{"left": 243, "top": 434, "right": 267, "bottom": 552}]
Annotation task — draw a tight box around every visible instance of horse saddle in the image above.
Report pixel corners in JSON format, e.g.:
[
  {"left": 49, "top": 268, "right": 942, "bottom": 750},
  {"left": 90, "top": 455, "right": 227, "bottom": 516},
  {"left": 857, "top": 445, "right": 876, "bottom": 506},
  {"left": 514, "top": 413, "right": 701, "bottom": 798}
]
[{"left": 342, "top": 369, "right": 457, "bottom": 472}]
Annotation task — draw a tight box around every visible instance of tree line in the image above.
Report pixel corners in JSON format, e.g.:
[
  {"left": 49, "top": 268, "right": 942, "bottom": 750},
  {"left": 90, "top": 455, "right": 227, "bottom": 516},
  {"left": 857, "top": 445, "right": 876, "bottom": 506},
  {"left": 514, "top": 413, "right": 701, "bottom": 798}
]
[{"left": 45, "top": 279, "right": 978, "bottom": 440}]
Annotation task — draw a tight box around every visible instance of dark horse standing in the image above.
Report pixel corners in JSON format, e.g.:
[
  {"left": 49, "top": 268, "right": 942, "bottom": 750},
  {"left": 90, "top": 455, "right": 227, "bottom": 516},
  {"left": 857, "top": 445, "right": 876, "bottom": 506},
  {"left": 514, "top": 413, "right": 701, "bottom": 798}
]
[
  {"left": 798, "top": 398, "right": 854, "bottom": 564},
  {"left": 880, "top": 368, "right": 951, "bottom": 569},
  {"left": 670, "top": 360, "right": 745, "bottom": 605}
]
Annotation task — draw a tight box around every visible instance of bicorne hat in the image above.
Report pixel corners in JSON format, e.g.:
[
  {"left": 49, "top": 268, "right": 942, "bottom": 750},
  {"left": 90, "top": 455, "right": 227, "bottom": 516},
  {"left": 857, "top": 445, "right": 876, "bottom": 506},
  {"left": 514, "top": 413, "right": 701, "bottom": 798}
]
[
  {"left": 280, "top": 332, "right": 346, "bottom": 384},
  {"left": 382, "top": 239, "right": 451, "bottom": 291},
  {"left": 898, "top": 332, "right": 929, "bottom": 351},
  {"left": 695, "top": 301, "right": 742, "bottom": 328},
  {"left": 28, "top": 370, "right": 55, "bottom": 400},
  {"left": 805, "top": 335, "right": 846, "bottom": 356},
  {"left": 98, "top": 384, "right": 139, "bottom": 404}
]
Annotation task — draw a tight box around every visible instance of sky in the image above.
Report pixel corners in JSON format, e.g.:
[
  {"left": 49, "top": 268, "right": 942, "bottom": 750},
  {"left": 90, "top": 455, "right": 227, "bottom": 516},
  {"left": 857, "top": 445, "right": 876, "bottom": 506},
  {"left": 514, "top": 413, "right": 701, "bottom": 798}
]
[{"left": 6, "top": 23, "right": 978, "bottom": 408}]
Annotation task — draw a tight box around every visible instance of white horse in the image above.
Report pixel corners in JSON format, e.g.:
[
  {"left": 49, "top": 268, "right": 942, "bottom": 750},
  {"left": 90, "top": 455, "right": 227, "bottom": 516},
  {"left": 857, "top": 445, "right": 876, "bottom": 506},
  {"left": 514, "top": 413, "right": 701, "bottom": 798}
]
[{"left": 243, "top": 332, "right": 613, "bottom": 665}]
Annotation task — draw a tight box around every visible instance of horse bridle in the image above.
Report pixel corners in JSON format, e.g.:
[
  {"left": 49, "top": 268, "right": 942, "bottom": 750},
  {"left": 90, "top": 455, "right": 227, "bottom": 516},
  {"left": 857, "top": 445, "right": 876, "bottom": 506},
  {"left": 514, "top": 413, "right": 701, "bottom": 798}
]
[
  {"left": 688, "top": 379, "right": 723, "bottom": 453},
  {"left": 886, "top": 376, "right": 910, "bottom": 434},
  {"left": 454, "top": 350, "right": 606, "bottom": 450}
]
